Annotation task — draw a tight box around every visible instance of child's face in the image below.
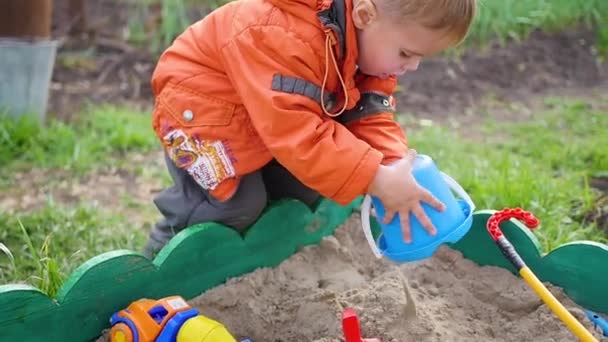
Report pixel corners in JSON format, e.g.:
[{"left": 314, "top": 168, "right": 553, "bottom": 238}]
[{"left": 353, "top": 1, "right": 455, "bottom": 78}]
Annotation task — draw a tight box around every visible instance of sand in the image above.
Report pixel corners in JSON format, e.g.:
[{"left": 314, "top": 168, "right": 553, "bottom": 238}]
[
  {"left": 97, "top": 215, "right": 601, "bottom": 341},
  {"left": 188, "top": 216, "right": 601, "bottom": 342}
]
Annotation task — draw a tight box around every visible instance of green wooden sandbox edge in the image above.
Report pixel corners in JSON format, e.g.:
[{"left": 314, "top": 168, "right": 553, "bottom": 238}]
[
  {"left": 0, "top": 198, "right": 358, "bottom": 341},
  {"left": 0, "top": 200, "right": 607, "bottom": 342}
]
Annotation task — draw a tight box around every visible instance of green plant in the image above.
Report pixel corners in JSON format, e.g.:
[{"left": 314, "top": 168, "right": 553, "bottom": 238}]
[
  {"left": 463, "top": 0, "right": 608, "bottom": 49},
  {"left": 123, "top": 0, "right": 608, "bottom": 54},
  {"left": 406, "top": 97, "right": 608, "bottom": 251},
  {"left": 0, "top": 202, "right": 146, "bottom": 288},
  {"left": 596, "top": 24, "right": 608, "bottom": 58},
  {"left": 0, "top": 243, "right": 15, "bottom": 272},
  {"left": 16, "top": 220, "right": 64, "bottom": 297},
  {"left": 0, "top": 105, "right": 157, "bottom": 175}
]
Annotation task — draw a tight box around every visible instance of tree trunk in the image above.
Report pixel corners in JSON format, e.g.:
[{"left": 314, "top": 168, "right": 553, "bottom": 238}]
[
  {"left": 0, "top": 0, "right": 53, "bottom": 39},
  {"left": 68, "top": 0, "right": 87, "bottom": 36}
]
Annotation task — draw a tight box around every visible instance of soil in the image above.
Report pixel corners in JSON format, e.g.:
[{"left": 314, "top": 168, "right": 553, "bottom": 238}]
[
  {"left": 28, "top": 10, "right": 608, "bottom": 237},
  {"left": 5, "top": 0, "right": 600, "bottom": 233},
  {"left": 0, "top": 151, "right": 166, "bottom": 229},
  {"left": 1, "top": 0, "right": 604, "bottom": 245},
  {"left": 46, "top": 2, "right": 607, "bottom": 122},
  {"left": 396, "top": 28, "right": 607, "bottom": 119}
]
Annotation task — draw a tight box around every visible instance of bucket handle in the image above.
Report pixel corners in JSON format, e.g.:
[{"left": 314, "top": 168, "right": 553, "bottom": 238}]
[{"left": 361, "top": 172, "right": 475, "bottom": 259}]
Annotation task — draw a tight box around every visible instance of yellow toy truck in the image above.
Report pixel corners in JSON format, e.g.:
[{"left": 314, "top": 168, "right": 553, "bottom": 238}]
[{"left": 109, "top": 295, "right": 249, "bottom": 342}]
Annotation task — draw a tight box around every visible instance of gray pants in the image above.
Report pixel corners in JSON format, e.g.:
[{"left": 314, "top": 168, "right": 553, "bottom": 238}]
[{"left": 143, "top": 154, "right": 319, "bottom": 258}]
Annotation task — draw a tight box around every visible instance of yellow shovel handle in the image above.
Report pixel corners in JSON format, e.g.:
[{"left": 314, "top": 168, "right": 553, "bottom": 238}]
[{"left": 519, "top": 267, "right": 597, "bottom": 342}]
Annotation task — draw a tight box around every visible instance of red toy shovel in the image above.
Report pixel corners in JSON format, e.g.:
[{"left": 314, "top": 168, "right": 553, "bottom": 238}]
[{"left": 342, "top": 308, "right": 381, "bottom": 342}]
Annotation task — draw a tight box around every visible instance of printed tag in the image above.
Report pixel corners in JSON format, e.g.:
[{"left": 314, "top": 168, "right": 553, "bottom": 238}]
[{"left": 163, "top": 129, "right": 236, "bottom": 190}]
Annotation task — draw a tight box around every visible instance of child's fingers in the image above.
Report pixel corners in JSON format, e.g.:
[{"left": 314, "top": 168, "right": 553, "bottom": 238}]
[
  {"left": 383, "top": 210, "right": 396, "bottom": 224},
  {"left": 412, "top": 205, "right": 437, "bottom": 236},
  {"left": 392, "top": 152, "right": 416, "bottom": 171},
  {"left": 404, "top": 149, "right": 417, "bottom": 164},
  {"left": 399, "top": 211, "right": 412, "bottom": 243},
  {"left": 421, "top": 188, "right": 446, "bottom": 212}
]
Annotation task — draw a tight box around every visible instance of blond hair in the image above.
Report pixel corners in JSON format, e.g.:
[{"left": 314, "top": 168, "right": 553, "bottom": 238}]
[{"left": 379, "top": 0, "right": 476, "bottom": 46}]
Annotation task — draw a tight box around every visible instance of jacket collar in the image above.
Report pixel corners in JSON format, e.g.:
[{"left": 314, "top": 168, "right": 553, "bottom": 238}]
[
  {"left": 317, "top": 0, "right": 361, "bottom": 114},
  {"left": 267, "top": 0, "right": 361, "bottom": 114}
]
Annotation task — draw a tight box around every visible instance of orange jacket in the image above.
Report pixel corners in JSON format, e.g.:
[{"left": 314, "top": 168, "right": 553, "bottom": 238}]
[{"left": 151, "top": 0, "right": 408, "bottom": 205}]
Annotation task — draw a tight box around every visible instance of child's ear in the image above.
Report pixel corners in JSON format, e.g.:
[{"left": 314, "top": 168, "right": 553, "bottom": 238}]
[{"left": 352, "top": 0, "right": 378, "bottom": 29}]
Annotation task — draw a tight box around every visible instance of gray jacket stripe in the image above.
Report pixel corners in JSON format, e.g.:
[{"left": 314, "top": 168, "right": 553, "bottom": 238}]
[
  {"left": 337, "top": 92, "right": 395, "bottom": 125},
  {"left": 271, "top": 74, "right": 334, "bottom": 107}
]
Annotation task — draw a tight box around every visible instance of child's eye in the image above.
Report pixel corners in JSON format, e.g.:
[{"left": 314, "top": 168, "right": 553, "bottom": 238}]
[{"left": 400, "top": 51, "right": 411, "bottom": 58}]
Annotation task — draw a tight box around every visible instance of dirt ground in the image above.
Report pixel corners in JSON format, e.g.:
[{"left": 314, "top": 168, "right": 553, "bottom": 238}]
[
  {"left": 2, "top": 1, "right": 605, "bottom": 251},
  {"left": 9, "top": 22, "right": 600, "bottom": 229},
  {"left": 8, "top": 0, "right": 601, "bottom": 229},
  {"left": 47, "top": 1, "right": 607, "bottom": 121},
  {"left": 396, "top": 28, "right": 607, "bottom": 118}
]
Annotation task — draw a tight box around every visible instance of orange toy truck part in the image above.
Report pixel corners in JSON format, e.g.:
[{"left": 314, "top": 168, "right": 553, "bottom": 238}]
[{"left": 110, "top": 296, "right": 192, "bottom": 342}]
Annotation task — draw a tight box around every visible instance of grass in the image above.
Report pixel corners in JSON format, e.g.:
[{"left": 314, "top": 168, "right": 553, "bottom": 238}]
[
  {"left": 125, "top": 0, "right": 608, "bottom": 54},
  {"left": 470, "top": 0, "right": 608, "bottom": 47},
  {"left": 0, "top": 201, "right": 146, "bottom": 295},
  {"left": 0, "top": 105, "right": 157, "bottom": 293},
  {"left": 0, "top": 105, "right": 158, "bottom": 178},
  {"left": 1, "top": 97, "right": 606, "bottom": 294},
  {"left": 405, "top": 96, "right": 608, "bottom": 251}
]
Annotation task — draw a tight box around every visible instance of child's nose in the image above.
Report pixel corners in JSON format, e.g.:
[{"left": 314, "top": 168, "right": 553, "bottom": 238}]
[
  {"left": 397, "top": 57, "right": 421, "bottom": 75},
  {"left": 406, "top": 57, "right": 421, "bottom": 71}
]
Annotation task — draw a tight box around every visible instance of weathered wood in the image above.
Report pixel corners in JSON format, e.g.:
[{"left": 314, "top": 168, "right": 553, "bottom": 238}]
[
  {"left": 0, "top": 0, "right": 53, "bottom": 39},
  {"left": 0, "top": 285, "right": 61, "bottom": 340}
]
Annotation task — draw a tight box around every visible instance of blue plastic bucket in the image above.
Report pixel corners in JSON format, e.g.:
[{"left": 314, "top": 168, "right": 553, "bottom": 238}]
[{"left": 361, "top": 154, "right": 475, "bottom": 263}]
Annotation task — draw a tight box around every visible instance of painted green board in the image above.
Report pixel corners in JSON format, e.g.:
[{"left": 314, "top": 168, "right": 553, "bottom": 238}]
[
  {"left": 451, "top": 210, "right": 608, "bottom": 314},
  {"left": 1, "top": 203, "right": 608, "bottom": 342},
  {"left": 0, "top": 198, "right": 360, "bottom": 342}
]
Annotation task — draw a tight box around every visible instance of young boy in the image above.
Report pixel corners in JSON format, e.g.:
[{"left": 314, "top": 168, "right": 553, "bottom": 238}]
[{"left": 143, "top": 0, "right": 476, "bottom": 258}]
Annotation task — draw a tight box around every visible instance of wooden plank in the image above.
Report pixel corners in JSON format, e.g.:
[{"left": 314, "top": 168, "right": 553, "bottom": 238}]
[
  {"left": 0, "top": 0, "right": 53, "bottom": 38},
  {"left": 0, "top": 285, "right": 60, "bottom": 341},
  {"left": 57, "top": 250, "right": 159, "bottom": 339}
]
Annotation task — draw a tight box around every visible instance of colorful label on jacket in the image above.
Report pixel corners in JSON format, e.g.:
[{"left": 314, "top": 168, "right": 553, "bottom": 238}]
[{"left": 163, "top": 129, "right": 236, "bottom": 190}]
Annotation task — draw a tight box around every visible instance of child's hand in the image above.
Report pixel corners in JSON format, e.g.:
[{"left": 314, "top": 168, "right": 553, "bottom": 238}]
[{"left": 367, "top": 150, "right": 446, "bottom": 243}]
